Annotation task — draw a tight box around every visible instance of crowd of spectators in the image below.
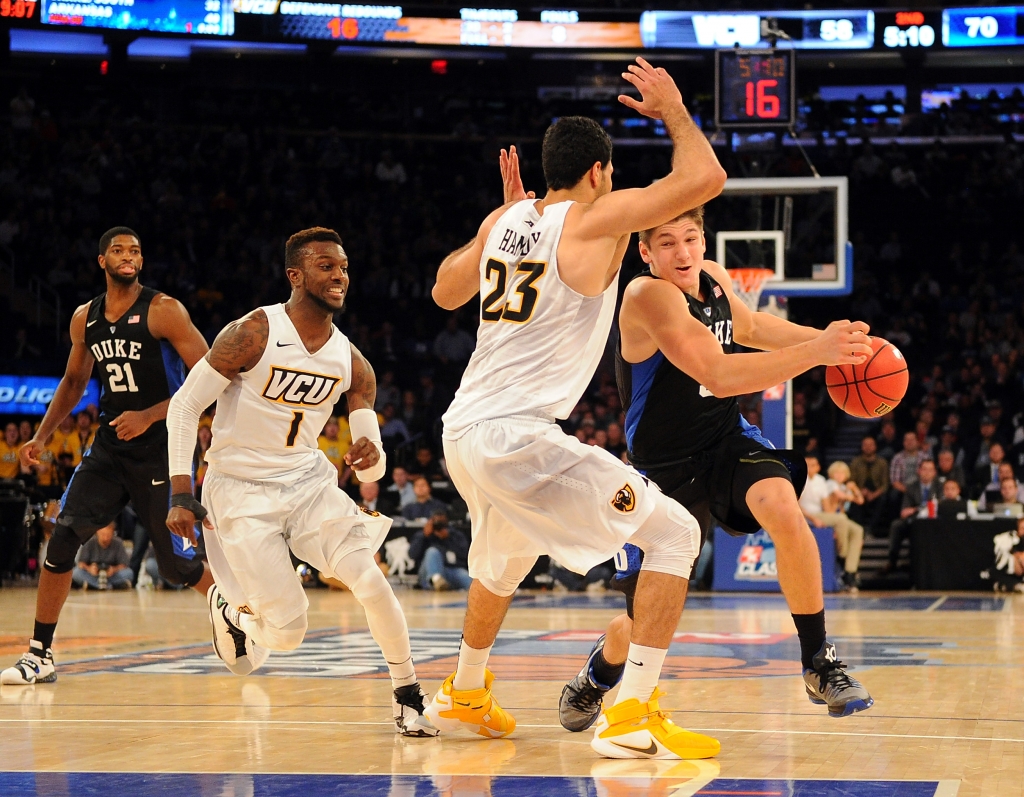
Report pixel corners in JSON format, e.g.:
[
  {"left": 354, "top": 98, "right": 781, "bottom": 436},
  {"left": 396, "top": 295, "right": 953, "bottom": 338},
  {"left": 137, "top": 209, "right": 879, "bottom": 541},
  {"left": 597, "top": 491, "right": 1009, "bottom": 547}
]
[{"left": 2, "top": 64, "right": 1024, "bottom": 591}]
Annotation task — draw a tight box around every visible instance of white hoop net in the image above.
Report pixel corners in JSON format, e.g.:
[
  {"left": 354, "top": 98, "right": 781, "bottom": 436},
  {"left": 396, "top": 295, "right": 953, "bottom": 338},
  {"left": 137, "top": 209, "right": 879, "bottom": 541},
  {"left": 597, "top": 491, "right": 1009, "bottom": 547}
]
[{"left": 728, "top": 268, "right": 775, "bottom": 312}]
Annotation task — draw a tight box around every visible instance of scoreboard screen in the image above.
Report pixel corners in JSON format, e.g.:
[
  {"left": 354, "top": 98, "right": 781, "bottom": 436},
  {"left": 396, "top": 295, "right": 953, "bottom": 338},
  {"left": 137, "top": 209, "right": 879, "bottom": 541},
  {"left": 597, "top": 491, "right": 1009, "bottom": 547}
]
[
  {"left": 715, "top": 49, "right": 795, "bottom": 128},
  {"left": 40, "top": 0, "right": 234, "bottom": 33},
  {"left": 943, "top": 6, "right": 1024, "bottom": 47},
  {"left": 640, "top": 10, "right": 874, "bottom": 50}
]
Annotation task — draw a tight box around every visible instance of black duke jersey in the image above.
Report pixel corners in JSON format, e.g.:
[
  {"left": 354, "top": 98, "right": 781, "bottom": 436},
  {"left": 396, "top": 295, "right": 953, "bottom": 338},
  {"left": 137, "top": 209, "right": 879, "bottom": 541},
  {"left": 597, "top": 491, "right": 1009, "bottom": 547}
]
[{"left": 85, "top": 286, "right": 185, "bottom": 447}]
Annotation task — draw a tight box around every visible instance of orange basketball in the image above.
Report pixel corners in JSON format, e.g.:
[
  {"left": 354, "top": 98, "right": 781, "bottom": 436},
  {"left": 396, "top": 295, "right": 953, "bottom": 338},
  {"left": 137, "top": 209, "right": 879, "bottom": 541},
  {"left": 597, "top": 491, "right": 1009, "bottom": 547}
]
[{"left": 825, "top": 336, "right": 909, "bottom": 419}]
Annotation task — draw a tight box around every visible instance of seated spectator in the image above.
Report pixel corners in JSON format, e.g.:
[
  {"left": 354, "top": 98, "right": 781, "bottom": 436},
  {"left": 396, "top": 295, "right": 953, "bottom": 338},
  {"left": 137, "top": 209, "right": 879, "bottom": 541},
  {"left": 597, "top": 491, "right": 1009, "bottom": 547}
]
[
  {"left": 935, "top": 448, "right": 966, "bottom": 492},
  {"left": 374, "top": 150, "right": 407, "bottom": 184},
  {"left": 408, "top": 513, "right": 470, "bottom": 591},
  {"left": 973, "top": 442, "right": 1007, "bottom": 498},
  {"left": 380, "top": 404, "right": 411, "bottom": 447},
  {"left": 401, "top": 476, "right": 449, "bottom": 522},
  {"left": 936, "top": 478, "right": 967, "bottom": 518},
  {"left": 799, "top": 456, "right": 865, "bottom": 591},
  {"left": 884, "top": 459, "right": 938, "bottom": 574},
  {"left": 876, "top": 419, "right": 899, "bottom": 461},
  {"left": 981, "top": 476, "right": 1024, "bottom": 517},
  {"left": 357, "top": 480, "right": 397, "bottom": 516},
  {"left": 890, "top": 431, "right": 926, "bottom": 500},
  {"left": 387, "top": 466, "right": 416, "bottom": 509},
  {"left": 0, "top": 422, "right": 26, "bottom": 480},
  {"left": 72, "top": 521, "right": 132, "bottom": 590},
  {"left": 604, "top": 422, "right": 627, "bottom": 460},
  {"left": 850, "top": 436, "right": 889, "bottom": 536},
  {"left": 432, "top": 315, "right": 475, "bottom": 366},
  {"left": 412, "top": 445, "right": 446, "bottom": 484},
  {"left": 978, "top": 463, "right": 1024, "bottom": 510},
  {"left": 318, "top": 417, "right": 349, "bottom": 483}
]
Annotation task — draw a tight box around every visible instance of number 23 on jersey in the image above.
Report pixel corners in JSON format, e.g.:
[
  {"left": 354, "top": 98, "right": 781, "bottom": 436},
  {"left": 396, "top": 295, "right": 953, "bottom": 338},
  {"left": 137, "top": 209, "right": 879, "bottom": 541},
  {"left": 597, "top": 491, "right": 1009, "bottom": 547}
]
[{"left": 481, "top": 258, "right": 547, "bottom": 324}]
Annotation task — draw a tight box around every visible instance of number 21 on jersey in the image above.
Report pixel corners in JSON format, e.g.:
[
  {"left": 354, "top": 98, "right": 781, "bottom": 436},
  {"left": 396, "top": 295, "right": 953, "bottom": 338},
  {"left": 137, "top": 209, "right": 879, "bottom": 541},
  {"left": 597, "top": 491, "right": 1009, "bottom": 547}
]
[{"left": 481, "top": 258, "right": 546, "bottom": 324}]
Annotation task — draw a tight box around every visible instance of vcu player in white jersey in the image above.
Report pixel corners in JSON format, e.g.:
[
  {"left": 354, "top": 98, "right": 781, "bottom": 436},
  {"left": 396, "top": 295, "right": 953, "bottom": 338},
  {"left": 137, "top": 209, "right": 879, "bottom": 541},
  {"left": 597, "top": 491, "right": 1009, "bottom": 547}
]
[
  {"left": 165, "top": 227, "right": 437, "bottom": 738},
  {"left": 423, "top": 58, "right": 728, "bottom": 759}
]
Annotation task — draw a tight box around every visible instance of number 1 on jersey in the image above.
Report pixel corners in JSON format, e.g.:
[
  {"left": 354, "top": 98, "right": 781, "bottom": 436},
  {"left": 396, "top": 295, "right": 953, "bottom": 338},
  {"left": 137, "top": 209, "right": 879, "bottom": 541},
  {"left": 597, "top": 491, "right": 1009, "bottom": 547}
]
[{"left": 286, "top": 411, "right": 304, "bottom": 447}]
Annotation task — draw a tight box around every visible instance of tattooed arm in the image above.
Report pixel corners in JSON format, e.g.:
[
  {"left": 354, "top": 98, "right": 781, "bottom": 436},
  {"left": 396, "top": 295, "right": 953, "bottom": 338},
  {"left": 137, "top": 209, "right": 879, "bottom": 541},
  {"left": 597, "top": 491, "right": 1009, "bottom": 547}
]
[
  {"left": 166, "top": 310, "right": 269, "bottom": 541},
  {"left": 206, "top": 309, "right": 270, "bottom": 379}
]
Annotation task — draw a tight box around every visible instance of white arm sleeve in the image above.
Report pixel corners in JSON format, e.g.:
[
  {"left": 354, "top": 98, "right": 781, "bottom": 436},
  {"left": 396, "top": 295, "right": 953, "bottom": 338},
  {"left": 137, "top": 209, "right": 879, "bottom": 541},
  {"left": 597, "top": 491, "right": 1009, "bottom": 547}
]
[
  {"left": 167, "top": 358, "right": 232, "bottom": 480},
  {"left": 348, "top": 407, "right": 387, "bottom": 483}
]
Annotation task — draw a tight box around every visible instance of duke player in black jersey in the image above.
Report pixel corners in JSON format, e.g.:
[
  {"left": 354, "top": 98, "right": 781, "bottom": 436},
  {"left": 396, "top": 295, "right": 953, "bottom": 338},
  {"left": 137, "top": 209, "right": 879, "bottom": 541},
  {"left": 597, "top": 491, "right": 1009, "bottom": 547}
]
[
  {"left": 2, "top": 227, "right": 214, "bottom": 686},
  {"left": 558, "top": 206, "right": 877, "bottom": 728}
]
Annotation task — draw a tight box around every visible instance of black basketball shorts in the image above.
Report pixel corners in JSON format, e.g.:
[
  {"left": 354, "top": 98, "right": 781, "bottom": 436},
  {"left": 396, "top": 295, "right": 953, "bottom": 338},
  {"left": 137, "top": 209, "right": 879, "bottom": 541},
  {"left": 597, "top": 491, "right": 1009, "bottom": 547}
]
[{"left": 54, "top": 432, "right": 204, "bottom": 586}]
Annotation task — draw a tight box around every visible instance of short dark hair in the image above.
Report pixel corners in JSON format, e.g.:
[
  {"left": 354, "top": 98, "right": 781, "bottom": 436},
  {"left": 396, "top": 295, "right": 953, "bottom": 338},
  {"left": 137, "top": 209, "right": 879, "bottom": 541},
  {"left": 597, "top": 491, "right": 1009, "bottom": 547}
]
[
  {"left": 284, "top": 227, "right": 343, "bottom": 271},
  {"left": 541, "top": 116, "right": 612, "bottom": 191},
  {"left": 99, "top": 227, "right": 140, "bottom": 255},
  {"left": 430, "top": 512, "right": 449, "bottom": 529},
  {"left": 639, "top": 206, "right": 705, "bottom": 246}
]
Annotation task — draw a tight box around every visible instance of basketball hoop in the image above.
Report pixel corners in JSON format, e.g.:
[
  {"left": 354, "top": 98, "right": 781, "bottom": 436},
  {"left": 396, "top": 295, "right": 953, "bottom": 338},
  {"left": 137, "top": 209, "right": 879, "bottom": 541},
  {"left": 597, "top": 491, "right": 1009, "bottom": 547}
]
[{"left": 728, "top": 268, "right": 775, "bottom": 313}]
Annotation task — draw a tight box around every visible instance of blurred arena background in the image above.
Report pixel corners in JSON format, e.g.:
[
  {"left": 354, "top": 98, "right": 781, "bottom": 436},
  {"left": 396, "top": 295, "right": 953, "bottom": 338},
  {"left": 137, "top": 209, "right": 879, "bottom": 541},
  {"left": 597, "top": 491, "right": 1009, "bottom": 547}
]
[{"left": 1, "top": 3, "right": 1023, "bottom": 796}]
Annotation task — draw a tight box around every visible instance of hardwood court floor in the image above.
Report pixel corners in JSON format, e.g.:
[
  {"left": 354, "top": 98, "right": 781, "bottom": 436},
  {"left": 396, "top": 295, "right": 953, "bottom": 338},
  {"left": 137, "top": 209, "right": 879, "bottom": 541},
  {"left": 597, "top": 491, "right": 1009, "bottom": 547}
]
[{"left": 0, "top": 586, "right": 1021, "bottom": 797}]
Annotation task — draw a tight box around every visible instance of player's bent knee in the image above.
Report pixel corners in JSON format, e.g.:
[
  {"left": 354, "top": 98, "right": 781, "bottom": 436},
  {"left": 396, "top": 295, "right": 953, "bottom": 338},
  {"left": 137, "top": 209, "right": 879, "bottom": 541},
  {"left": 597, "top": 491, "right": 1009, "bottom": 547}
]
[
  {"left": 154, "top": 556, "right": 204, "bottom": 588},
  {"left": 43, "top": 526, "right": 83, "bottom": 574},
  {"left": 260, "top": 615, "right": 307, "bottom": 651},
  {"left": 348, "top": 563, "right": 392, "bottom": 604},
  {"left": 630, "top": 494, "right": 700, "bottom": 579},
  {"left": 477, "top": 555, "right": 537, "bottom": 597}
]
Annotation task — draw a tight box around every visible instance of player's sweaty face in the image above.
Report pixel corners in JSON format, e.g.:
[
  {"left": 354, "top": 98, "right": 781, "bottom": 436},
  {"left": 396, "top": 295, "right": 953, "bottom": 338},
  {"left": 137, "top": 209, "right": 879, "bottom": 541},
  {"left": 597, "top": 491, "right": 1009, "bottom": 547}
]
[
  {"left": 644, "top": 221, "right": 705, "bottom": 294},
  {"left": 100, "top": 235, "right": 143, "bottom": 285},
  {"left": 301, "top": 243, "right": 350, "bottom": 312}
]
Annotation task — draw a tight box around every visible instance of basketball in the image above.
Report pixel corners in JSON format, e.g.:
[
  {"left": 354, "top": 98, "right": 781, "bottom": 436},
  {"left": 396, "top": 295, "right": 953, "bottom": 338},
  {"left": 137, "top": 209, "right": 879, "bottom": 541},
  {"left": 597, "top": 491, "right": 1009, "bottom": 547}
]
[{"left": 826, "top": 337, "right": 909, "bottom": 419}]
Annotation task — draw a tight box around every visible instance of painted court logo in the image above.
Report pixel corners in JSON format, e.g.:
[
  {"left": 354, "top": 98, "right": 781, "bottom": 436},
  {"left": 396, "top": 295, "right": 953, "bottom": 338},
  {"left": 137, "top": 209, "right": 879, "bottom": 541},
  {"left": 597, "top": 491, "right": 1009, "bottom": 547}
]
[
  {"left": 735, "top": 529, "right": 777, "bottom": 581},
  {"left": 611, "top": 483, "right": 637, "bottom": 513}
]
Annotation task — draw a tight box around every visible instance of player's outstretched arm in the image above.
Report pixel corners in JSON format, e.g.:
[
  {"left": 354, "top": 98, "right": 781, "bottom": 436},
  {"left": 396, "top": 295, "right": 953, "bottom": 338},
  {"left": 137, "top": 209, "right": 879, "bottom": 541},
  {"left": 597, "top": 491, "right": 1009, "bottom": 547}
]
[
  {"left": 343, "top": 346, "right": 386, "bottom": 482},
  {"left": 576, "top": 58, "right": 727, "bottom": 242},
  {"left": 623, "top": 278, "right": 871, "bottom": 398},
  {"left": 21, "top": 304, "right": 94, "bottom": 467},
  {"left": 432, "top": 203, "right": 511, "bottom": 310},
  {"left": 701, "top": 259, "right": 820, "bottom": 351},
  {"left": 166, "top": 310, "right": 268, "bottom": 542},
  {"left": 109, "top": 295, "right": 212, "bottom": 442}
]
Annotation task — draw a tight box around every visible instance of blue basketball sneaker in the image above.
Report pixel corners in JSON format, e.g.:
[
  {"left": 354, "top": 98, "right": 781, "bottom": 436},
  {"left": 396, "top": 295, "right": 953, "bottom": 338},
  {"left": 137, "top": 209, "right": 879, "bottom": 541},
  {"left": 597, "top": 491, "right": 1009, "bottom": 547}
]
[
  {"left": 803, "top": 640, "right": 874, "bottom": 717},
  {"left": 559, "top": 634, "right": 623, "bottom": 732}
]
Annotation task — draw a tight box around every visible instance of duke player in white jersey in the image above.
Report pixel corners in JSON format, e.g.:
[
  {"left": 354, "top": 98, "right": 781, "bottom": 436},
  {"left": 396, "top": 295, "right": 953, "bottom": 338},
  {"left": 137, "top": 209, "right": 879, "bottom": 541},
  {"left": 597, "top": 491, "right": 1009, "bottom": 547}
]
[
  {"left": 423, "top": 58, "right": 728, "bottom": 759},
  {"left": 165, "top": 227, "right": 437, "bottom": 737}
]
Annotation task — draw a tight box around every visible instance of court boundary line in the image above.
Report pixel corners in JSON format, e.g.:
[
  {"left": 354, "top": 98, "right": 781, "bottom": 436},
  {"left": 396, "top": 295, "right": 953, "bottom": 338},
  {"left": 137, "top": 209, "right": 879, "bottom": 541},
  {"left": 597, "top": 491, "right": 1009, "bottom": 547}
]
[
  {"left": 0, "top": 718, "right": 1020, "bottom": 744},
  {"left": 0, "top": 767, "right": 958, "bottom": 787}
]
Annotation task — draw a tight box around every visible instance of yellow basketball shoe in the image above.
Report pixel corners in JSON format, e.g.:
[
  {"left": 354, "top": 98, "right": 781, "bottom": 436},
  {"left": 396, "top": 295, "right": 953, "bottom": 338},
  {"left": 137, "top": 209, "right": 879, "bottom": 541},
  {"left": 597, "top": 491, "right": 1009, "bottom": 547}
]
[
  {"left": 590, "top": 689, "right": 720, "bottom": 760},
  {"left": 422, "top": 669, "right": 516, "bottom": 739}
]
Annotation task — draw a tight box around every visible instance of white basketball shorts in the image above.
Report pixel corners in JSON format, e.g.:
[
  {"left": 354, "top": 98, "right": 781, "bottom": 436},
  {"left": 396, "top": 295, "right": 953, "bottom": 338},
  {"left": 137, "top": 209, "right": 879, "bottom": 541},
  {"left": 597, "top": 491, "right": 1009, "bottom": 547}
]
[
  {"left": 202, "top": 453, "right": 391, "bottom": 628},
  {"left": 443, "top": 416, "right": 659, "bottom": 581}
]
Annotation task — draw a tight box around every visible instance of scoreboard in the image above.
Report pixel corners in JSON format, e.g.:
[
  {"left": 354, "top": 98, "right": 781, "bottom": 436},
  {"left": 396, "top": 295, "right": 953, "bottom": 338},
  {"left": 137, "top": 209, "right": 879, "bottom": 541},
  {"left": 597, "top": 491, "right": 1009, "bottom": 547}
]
[
  {"left": 6, "top": 3, "right": 1024, "bottom": 51},
  {"left": 715, "top": 49, "right": 795, "bottom": 128}
]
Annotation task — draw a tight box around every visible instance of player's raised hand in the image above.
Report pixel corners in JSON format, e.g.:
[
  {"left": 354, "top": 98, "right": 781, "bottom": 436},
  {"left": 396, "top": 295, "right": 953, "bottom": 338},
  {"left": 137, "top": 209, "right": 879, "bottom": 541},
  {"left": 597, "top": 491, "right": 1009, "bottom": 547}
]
[
  {"left": 19, "top": 439, "right": 44, "bottom": 468},
  {"left": 618, "top": 57, "right": 683, "bottom": 120},
  {"left": 500, "top": 145, "right": 535, "bottom": 203},
  {"left": 815, "top": 320, "right": 872, "bottom": 366},
  {"left": 345, "top": 437, "right": 380, "bottom": 472}
]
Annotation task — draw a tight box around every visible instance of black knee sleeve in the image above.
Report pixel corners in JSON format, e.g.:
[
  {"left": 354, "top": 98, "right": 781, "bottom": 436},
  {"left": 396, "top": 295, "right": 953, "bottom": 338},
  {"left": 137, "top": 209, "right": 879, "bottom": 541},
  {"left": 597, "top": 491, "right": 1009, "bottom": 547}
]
[
  {"left": 44, "top": 525, "right": 84, "bottom": 574},
  {"left": 153, "top": 551, "right": 205, "bottom": 588}
]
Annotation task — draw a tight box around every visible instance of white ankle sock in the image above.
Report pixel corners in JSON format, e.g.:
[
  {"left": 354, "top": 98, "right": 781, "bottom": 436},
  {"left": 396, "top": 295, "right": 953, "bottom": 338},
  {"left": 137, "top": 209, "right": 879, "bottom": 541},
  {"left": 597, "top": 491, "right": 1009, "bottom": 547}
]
[
  {"left": 387, "top": 656, "right": 418, "bottom": 689},
  {"left": 615, "top": 643, "right": 667, "bottom": 705},
  {"left": 452, "top": 639, "right": 492, "bottom": 690}
]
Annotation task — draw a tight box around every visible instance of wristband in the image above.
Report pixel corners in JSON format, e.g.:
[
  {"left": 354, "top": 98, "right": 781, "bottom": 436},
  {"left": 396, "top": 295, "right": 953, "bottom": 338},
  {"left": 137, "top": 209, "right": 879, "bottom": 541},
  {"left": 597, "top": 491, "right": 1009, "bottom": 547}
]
[{"left": 170, "top": 493, "right": 208, "bottom": 522}]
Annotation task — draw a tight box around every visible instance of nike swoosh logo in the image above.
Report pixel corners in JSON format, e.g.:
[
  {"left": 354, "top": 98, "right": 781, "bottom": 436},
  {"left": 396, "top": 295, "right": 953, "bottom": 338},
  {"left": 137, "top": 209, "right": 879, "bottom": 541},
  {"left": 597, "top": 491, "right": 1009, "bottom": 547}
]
[
  {"left": 276, "top": 341, "right": 294, "bottom": 347},
  {"left": 86, "top": 320, "right": 98, "bottom": 327},
  {"left": 453, "top": 700, "right": 472, "bottom": 707},
  {"left": 152, "top": 479, "right": 166, "bottom": 485},
  {"left": 44, "top": 559, "right": 55, "bottom": 568},
  {"left": 628, "top": 659, "right": 643, "bottom": 667},
  {"left": 611, "top": 740, "right": 659, "bottom": 755}
]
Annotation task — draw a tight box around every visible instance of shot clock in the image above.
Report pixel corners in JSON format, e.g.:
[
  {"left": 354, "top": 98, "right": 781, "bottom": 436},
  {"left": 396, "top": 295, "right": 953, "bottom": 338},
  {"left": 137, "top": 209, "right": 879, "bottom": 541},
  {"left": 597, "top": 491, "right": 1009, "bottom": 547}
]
[{"left": 715, "top": 49, "right": 795, "bottom": 128}]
